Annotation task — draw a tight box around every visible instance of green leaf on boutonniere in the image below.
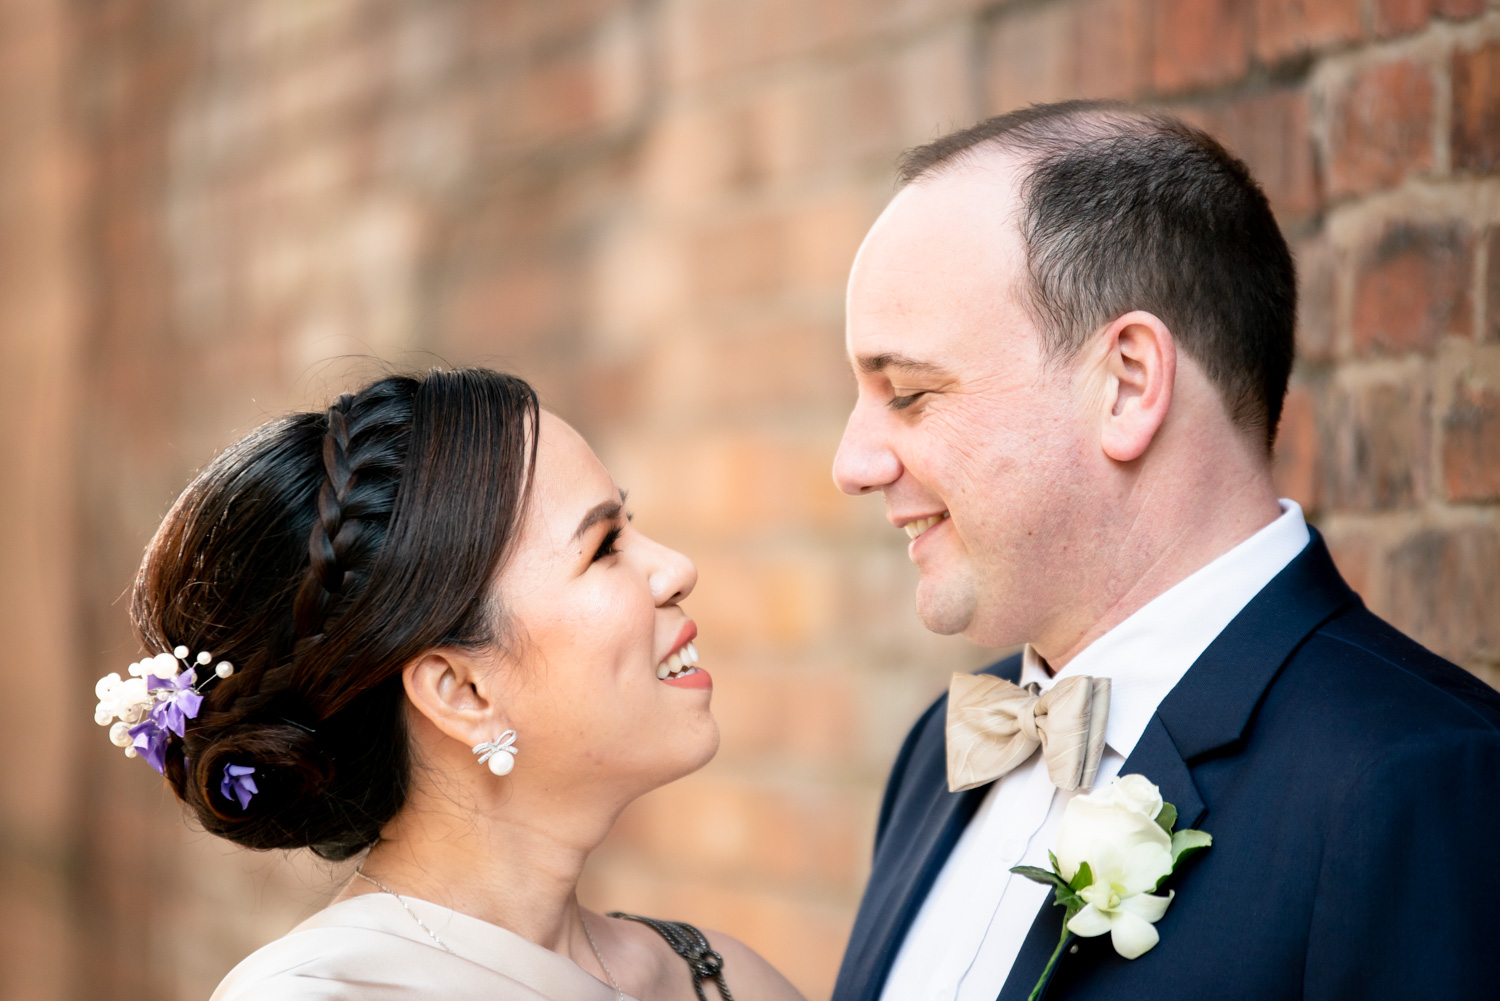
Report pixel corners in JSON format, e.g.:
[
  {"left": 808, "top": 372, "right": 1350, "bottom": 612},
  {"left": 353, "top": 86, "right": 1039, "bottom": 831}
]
[
  {"left": 1010, "top": 865, "right": 1066, "bottom": 890},
  {"left": 1171, "top": 828, "right": 1212, "bottom": 865},
  {"left": 1153, "top": 828, "right": 1213, "bottom": 891},
  {"left": 1155, "top": 801, "right": 1178, "bottom": 834},
  {"left": 1067, "top": 860, "right": 1094, "bottom": 894}
]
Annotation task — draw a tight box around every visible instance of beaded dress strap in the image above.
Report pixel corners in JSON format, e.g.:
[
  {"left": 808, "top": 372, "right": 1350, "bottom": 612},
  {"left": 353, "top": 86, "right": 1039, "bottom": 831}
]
[{"left": 606, "top": 912, "right": 734, "bottom": 1001}]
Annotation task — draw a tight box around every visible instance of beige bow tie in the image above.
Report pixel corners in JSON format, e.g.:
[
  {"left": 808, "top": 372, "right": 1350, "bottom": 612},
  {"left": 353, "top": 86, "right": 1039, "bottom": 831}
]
[{"left": 946, "top": 647, "right": 1111, "bottom": 793}]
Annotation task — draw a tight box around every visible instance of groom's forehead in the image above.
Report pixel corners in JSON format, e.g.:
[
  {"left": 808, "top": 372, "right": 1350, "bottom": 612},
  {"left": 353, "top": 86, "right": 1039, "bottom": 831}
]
[{"left": 850, "top": 172, "right": 1028, "bottom": 310}]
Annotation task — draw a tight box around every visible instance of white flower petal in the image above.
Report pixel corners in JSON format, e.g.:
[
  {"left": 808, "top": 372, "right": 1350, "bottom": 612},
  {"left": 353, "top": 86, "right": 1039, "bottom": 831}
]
[
  {"left": 1055, "top": 796, "right": 1171, "bottom": 881},
  {"left": 1108, "top": 910, "right": 1161, "bottom": 960},
  {"left": 1067, "top": 903, "right": 1113, "bottom": 939},
  {"left": 1119, "top": 889, "right": 1174, "bottom": 924},
  {"left": 1121, "top": 841, "right": 1174, "bottom": 894},
  {"left": 1100, "top": 775, "right": 1164, "bottom": 820},
  {"left": 1089, "top": 840, "right": 1126, "bottom": 885}
]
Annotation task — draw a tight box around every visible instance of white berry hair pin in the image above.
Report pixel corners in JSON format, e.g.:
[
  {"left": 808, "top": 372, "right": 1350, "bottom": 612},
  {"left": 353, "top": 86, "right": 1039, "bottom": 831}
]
[{"left": 93, "top": 647, "right": 244, "bottom": 798}]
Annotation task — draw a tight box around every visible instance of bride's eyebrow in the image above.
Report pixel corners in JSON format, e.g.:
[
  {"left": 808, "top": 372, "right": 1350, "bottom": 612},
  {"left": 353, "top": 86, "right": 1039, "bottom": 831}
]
[{"left": 570, "top": 488, "right": 629, "bottom": 542}]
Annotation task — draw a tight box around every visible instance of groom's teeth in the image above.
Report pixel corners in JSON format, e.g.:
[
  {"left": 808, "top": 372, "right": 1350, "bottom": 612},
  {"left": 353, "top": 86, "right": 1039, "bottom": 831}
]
[{"left": 904, "top": 513, "right": 949, "bottom": 540}]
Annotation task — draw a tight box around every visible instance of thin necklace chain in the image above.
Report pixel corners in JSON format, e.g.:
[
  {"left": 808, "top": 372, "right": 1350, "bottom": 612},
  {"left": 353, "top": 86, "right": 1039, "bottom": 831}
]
[
  {"left": 354, "top": 868, "right": 624, "bottom": 999},
  {"left": 353, "top": 869, "right": 454, "bottom": 954},
  {"left": 582, "top": 913, "right": 625, "bottom": 1001}
]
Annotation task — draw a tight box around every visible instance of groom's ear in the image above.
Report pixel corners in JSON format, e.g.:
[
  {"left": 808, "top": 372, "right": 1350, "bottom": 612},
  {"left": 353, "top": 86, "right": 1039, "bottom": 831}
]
[{"left": 1094, "top": 310, "right": 1176, "bottom": 463}]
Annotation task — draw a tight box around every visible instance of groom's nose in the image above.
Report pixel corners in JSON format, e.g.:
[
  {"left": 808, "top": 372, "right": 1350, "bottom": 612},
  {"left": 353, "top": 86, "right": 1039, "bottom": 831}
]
[{"left": 833, "top": 400, "right": 901, "bottom": 495}]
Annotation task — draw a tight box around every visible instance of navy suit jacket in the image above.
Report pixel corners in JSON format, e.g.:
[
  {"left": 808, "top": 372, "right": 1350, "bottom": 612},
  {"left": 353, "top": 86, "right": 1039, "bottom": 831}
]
[{"left": 832, "top": 532, "right": 1500, "bottom": 1001}]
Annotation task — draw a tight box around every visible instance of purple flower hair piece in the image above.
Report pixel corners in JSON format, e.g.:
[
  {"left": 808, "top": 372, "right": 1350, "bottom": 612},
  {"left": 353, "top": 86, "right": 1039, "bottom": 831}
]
[
  {"left": 95, "top": 648, "right": 233, "bottom": 775},
  {"left": 147, "top": 668, "right": 203, "bottom": 737},
  {"left": 129, "top": 720, "right": 170, "bottom": 774},
  {"left": 221, "top": 763, "right": 258, "bottom": 809}
]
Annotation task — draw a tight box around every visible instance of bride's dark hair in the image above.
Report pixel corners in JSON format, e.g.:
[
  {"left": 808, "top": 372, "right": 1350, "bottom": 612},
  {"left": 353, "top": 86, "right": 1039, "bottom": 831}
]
[{"left": 131, "top": 368, "right": 539, "bottom": 860}]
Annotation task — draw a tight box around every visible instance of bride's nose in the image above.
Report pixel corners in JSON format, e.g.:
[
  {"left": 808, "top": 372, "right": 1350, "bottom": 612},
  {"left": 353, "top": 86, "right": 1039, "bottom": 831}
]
[{"left": 647, "top": 544, "right": 697, "bottom": 606}]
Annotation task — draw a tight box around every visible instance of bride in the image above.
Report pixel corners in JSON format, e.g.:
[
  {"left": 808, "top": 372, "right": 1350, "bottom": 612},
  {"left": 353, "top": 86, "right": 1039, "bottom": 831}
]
[{"left": 93, "top": 368, "right": 806, "bottom": 1001}]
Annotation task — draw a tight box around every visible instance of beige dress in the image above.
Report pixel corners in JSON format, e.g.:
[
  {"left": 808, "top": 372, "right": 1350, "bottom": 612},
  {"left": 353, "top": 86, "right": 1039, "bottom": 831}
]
[{"left": 211, "top": 893, "right": 642, "bottom": 1001}]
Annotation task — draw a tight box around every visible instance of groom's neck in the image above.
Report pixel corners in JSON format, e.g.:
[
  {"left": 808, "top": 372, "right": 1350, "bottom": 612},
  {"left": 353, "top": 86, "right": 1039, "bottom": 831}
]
[{"left": 1032, "top": 426, "right": 1283, "bottom": 671}]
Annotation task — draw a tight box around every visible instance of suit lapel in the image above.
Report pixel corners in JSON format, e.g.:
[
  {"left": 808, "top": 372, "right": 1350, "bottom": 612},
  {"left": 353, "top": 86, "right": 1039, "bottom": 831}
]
[
  {"left": 995, "top": 531, "right": 1357, "bottom": 1001},
  {"left": 848, "top": 656, "right": 1022, "bottom": 1001}
]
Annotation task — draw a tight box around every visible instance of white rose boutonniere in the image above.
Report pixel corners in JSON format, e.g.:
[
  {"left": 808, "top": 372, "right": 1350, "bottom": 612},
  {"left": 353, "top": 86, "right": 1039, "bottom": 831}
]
[{"left": 1010, "top": 774, "right": 1212, "bottom": 1001}]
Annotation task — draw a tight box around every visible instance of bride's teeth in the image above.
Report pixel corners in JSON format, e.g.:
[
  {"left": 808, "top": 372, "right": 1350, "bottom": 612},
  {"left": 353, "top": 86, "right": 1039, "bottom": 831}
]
[
  {"left": 683, "top": 643, "right": 698, "bottom": 665},
  {"left": 667, "top": 652, "right": 683, "bottom": 673},
  {"left": 657, "top": 662, "right": 671, "bottom": 680}
]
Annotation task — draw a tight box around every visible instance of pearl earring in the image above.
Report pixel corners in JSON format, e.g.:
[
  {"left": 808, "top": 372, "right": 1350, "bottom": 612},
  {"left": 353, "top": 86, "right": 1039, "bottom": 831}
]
[{"left": 472, "top": 730, "right": 518, "bottom": 776}]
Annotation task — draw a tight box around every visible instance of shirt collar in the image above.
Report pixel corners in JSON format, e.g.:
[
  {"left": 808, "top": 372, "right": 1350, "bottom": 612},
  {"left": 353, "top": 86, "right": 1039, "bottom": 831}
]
[{"left": 1018, "top": 499, "right": 1311, "bottom": 761}]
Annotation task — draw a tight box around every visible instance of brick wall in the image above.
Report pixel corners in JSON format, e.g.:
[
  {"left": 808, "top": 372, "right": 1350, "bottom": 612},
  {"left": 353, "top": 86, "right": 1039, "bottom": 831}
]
[{"left": 1, "top": 1, "right": 1495, "bottom": 999}]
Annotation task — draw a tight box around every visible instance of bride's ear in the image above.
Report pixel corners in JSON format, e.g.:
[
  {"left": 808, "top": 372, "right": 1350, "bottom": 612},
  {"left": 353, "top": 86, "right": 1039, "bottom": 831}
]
[{"left": 402, "top": 648, "right": 511, "bottom": 747}]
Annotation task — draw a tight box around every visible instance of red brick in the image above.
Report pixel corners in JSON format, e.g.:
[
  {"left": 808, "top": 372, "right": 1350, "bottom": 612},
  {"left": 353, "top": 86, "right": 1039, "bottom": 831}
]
[
  {"left": 1151, "top": 0, "right": 1251, "bottom": 93},
  {"left": 1293, "top": 236, "right": 1337, "bottom": 361},
  {"left": 1452, "top": 41, "right": 1500, "bottom": 174},
  {"left": 1443, "top": 380, "right": 1500, "bottom": 501},
  {"left": 1374, "top": 0, "right": 1486, "bottom": 39},
  {"left": 1272, "top": 382, "right": 1320, "bottom": 511},
  {"left": 1323, "top": 528, "right": 1376, "bottom": 596},
  {"left": 488, "top": 49, "right": 601, "bottom": 148},
  {"left": 1384, "top": 526, "right": 1500, "bottom": 666},
  {"left": 1075, "top": 0, "right": 1153, "bottom": 99},
  {"left": 1255, "top": 0, "right": 1363, "bottom": 62},
  {"left": 985, "top": 3, "right": 1076, "bottom": 111},
  {"left": 1322, "top": 379, "right": 1429, "bottom": 510},
  {"left": 1326, "top": 60, "right": 1435, "bottom": 197},
  {"left": 986, "top": 0, "right": 1153, "bottom": 111},
  {"left": 1210, "top": 89, "right": 1320, "bottom": 221},
  {"left": 1352, "top": 223, "right": 1473, "bottom": 354},
  {"left": 443, "top": 261, "right": 573, "bottom": 352},
  {"left": 690, "top": 212, "right": 787, "bottom": 302},
  {"left": 1488, "top": 228, "right": 1500, "bottom": 342}
]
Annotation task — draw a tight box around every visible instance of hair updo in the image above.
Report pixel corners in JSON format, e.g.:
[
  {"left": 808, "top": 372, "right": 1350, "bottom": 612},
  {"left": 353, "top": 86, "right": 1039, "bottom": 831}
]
[{"left": 131, "top": 368, "right": 539, "bottom": 860}]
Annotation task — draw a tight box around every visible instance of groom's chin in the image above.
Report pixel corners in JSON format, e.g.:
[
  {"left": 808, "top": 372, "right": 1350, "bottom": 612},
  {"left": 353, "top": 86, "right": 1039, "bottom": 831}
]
[{"left": 913, "top": 576, "right": 977, "bottom": 637}]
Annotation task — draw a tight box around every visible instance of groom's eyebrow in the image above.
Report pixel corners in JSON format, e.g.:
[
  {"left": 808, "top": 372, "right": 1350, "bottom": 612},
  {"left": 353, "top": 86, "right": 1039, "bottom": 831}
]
[
  {"left": 857, "top": 352, "right": 949, "bottom": 377},
  {"left": 571, "top": 488, "right": 629, "bottom": 541}
]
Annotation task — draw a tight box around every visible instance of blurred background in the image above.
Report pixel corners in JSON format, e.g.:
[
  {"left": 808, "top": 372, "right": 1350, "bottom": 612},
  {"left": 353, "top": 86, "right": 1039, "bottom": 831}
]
[{"left": 1, "top": 0, "right": 1498, "bottom": 998}]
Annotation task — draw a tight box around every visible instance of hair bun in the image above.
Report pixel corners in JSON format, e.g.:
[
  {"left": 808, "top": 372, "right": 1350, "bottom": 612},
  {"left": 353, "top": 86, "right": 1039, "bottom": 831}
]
[{"left": 182, "top": 722, "right": 334, "bottom": 850}]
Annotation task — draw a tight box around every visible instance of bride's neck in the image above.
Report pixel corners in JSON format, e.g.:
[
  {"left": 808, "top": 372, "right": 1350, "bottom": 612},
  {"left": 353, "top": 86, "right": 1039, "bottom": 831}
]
[{"left": 347, "top": 777, "right": 624, "bottom": 953}]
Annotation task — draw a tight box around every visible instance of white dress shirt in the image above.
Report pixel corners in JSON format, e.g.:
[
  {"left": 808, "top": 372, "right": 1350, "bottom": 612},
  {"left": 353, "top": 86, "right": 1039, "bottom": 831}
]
[{"left": 878, "top": 500, "right": 1311, "bottom": 1001}]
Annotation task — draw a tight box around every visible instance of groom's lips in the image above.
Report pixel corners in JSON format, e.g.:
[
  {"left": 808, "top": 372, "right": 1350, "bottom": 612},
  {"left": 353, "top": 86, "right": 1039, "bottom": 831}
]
[{"left": 902, "top": 511, "right": 951, "bottom": 559}]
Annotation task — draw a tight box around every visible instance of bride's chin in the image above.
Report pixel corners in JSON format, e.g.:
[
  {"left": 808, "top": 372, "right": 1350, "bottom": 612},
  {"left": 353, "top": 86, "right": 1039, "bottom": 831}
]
[{"left": 656, "top": 717, "right": 720, "bottom": 787}]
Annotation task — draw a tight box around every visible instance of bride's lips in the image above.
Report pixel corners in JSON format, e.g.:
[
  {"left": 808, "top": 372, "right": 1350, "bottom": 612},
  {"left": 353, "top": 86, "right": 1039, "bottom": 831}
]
[
  {"left": 662, "top": 621, "right": 697, "bottom": 662},
  {"left": 656, "top": 620, "right": 709, "bottom": 687},
  {"left": 662, "top": 668, "right": 712, "bottom": 690}
]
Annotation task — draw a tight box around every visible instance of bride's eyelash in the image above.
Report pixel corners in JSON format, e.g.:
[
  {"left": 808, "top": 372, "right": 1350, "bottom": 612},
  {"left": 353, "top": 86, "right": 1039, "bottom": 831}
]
[{"left": 592, "top": 526, "right": 623, "bottom": 562}]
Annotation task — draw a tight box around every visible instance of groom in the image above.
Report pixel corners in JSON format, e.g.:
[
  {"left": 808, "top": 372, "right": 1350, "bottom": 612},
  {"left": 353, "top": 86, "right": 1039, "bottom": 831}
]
[{"left": 828, "top": 102, "right": 1500, "bottom": 1001}]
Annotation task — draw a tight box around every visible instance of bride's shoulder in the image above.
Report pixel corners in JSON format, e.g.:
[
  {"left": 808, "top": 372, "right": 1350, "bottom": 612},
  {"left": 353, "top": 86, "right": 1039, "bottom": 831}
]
[
  {"left": 700, "top": 929, "right": 807, "bottom": 1001},
  {"left": 209, "top": 924, "right": 380, "bottom": 1001},
  {"left": 209, "top": 899, "right": 443, "bottom": 1001},
  {"left": 604, "top": 913, "right": 805, "bottom": 1001}
]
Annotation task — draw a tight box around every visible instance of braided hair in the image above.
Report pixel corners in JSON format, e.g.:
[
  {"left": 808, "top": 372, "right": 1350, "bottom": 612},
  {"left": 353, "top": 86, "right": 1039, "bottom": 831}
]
[{"left": 131, "top": 369, "right": 539, "bottom": 859}]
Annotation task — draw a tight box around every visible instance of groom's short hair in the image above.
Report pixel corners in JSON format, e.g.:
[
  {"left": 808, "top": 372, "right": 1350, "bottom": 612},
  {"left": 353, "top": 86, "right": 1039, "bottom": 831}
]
[{"left": 898, "top": 102, "right": 1296, "bottom": 451}]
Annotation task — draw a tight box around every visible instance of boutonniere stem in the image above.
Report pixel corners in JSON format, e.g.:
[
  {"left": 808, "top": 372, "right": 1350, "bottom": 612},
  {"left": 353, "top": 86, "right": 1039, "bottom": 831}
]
[{"left": 1011, "top": 775, "right": 1211, "bottom": 1001}]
